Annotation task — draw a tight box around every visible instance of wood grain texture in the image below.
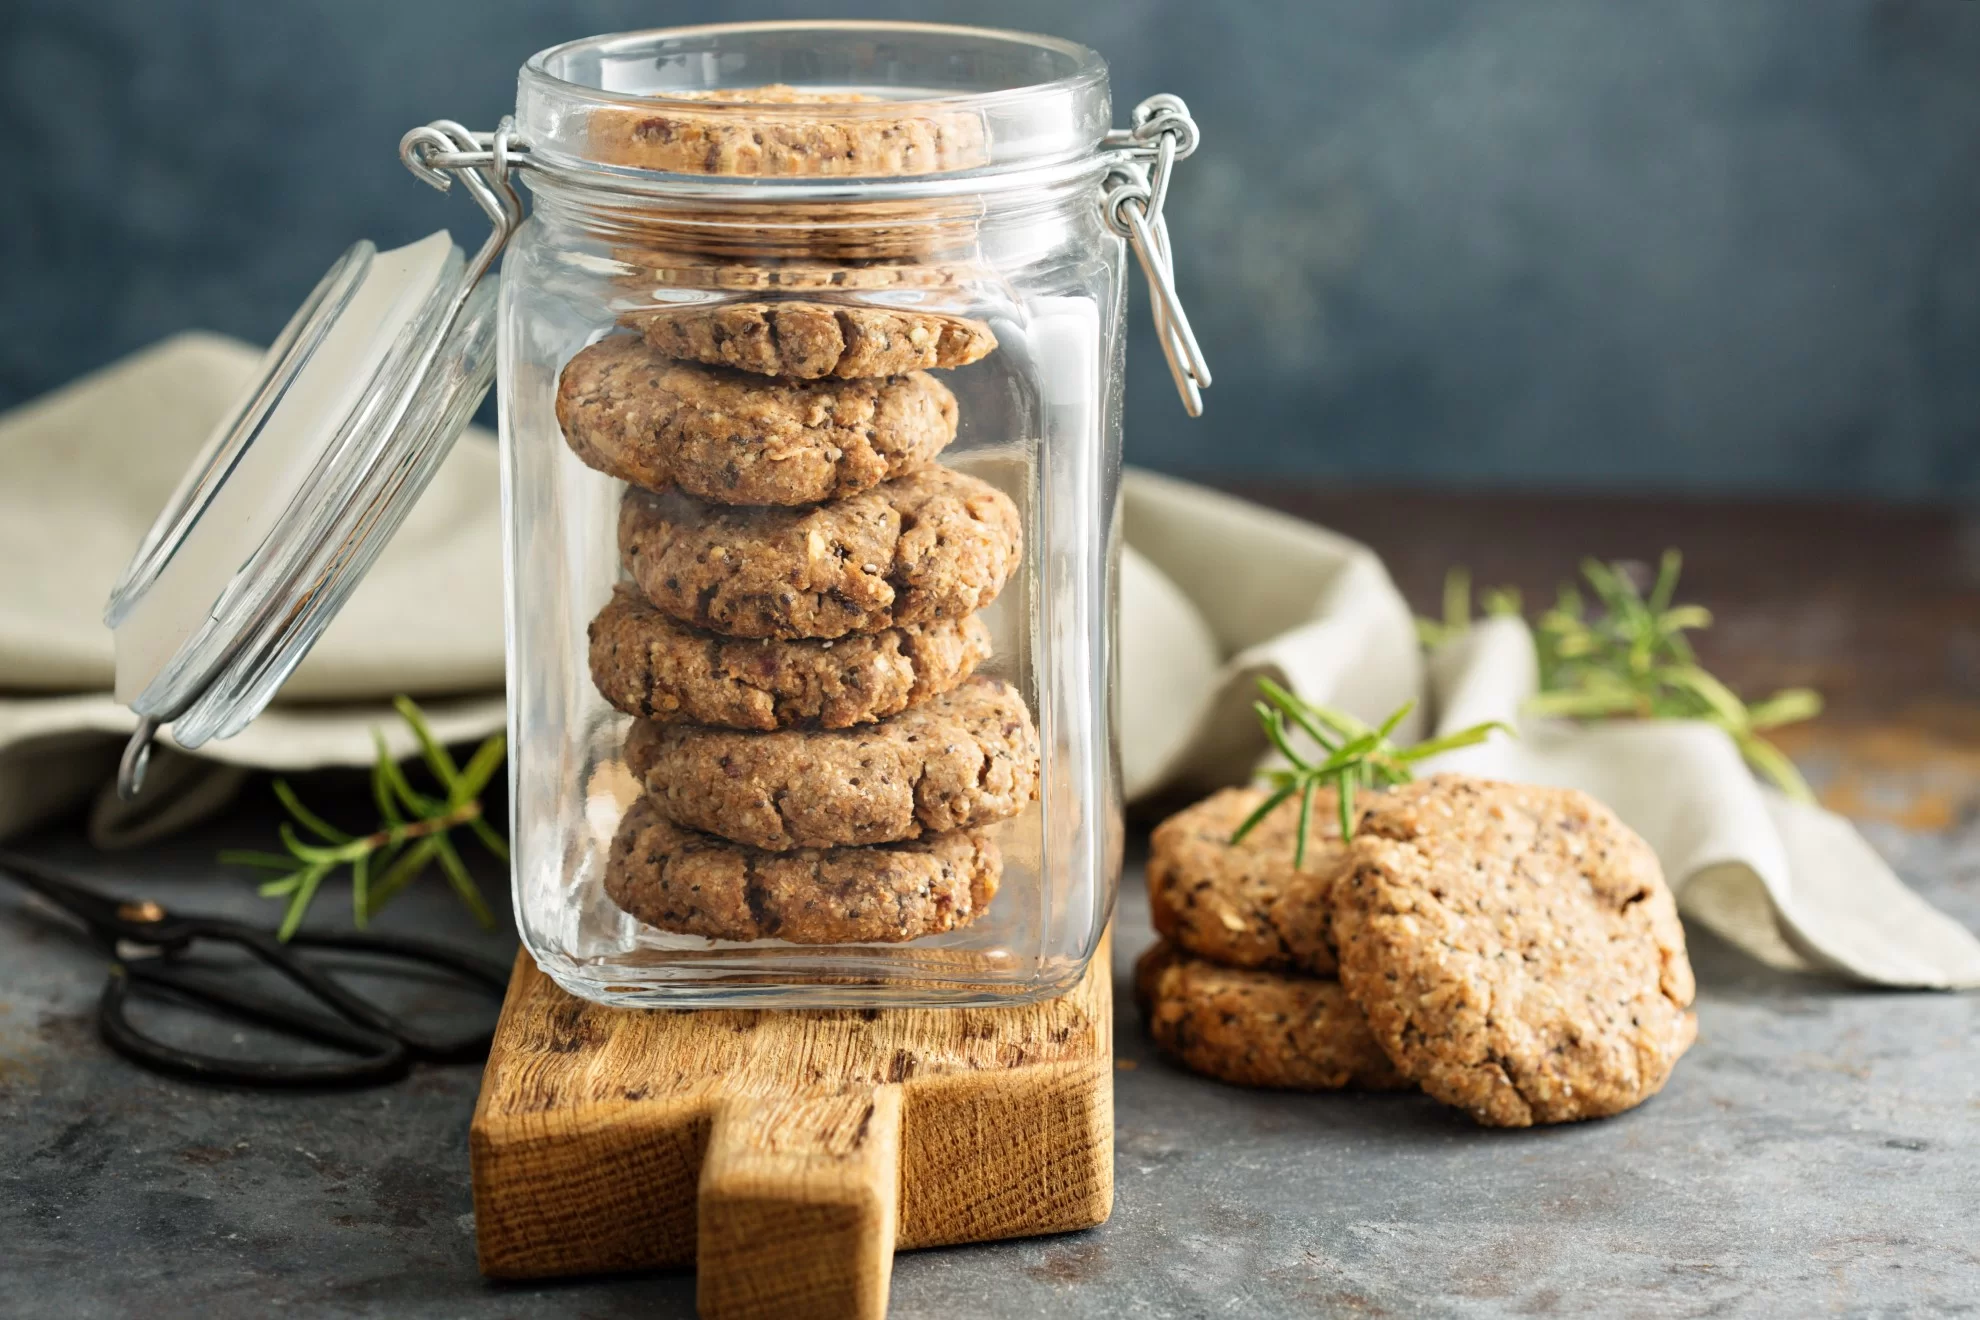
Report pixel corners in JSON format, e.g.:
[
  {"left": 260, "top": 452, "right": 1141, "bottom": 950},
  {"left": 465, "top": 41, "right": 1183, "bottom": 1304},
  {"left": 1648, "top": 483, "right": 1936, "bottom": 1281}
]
[
  {"left": 699, "top": 1088, "right": 901, "bottom": 1319},
  {"left": 469, "top": 943, "right": 1113, "bottom": 1303}
]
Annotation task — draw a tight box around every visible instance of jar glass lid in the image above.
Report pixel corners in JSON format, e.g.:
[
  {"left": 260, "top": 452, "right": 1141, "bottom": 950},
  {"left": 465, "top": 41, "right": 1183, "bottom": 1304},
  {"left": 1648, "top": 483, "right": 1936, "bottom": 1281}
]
[
  {"left": 105, "top": 230, "right": 498, "bottom": 781},
  {"left": 105, "top": 121, "right": 521, "bottom": 797}
]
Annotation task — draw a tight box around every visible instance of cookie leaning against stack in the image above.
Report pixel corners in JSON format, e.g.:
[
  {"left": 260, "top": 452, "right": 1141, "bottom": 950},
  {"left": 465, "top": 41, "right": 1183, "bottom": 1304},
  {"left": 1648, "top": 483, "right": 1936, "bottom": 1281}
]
[
  {"left": 559, "top": 251, "right": 1032, "bottom": 946},
  {"left": 1138, "top": 775, "right": 1698, "bottom": 1127}
]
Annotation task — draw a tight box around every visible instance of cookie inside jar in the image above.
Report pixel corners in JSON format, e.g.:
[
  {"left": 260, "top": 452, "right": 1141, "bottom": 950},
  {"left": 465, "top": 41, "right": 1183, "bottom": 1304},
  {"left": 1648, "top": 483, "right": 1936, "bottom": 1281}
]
[
  {"left": 580, "top": 88, "right": 1057, "bottom": 949},
  {"left": 504, "top": 25, "right": 1125, "bottom": 1005}
]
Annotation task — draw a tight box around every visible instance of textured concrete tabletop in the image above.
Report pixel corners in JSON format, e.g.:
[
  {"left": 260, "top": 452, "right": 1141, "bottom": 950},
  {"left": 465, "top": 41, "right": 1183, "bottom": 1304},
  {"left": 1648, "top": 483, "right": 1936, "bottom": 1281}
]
[{"left": 2, "top": 773, "right": 1976, "bottom": 1319}]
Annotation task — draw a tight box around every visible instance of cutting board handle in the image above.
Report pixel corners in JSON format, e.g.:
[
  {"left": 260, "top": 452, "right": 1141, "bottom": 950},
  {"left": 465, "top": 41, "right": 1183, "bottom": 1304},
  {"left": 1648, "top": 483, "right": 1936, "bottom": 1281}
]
[{"left": 697, "top": 1084, "right": 904, "bottom": 1320}]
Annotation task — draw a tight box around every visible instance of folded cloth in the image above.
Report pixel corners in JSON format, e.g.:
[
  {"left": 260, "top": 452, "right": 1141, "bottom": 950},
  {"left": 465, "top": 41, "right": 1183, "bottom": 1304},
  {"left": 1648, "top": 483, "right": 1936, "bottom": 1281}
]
[{"left": 0, "top": 333, "right": 506, "bottom": 846}]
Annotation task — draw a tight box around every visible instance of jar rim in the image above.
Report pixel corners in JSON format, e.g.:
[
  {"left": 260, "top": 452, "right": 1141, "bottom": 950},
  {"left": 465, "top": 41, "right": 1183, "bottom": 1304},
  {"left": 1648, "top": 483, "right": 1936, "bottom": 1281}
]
[
  {"left": 525, "top": 20, "right": 1108, "bottom": 106},
  {"left": 516, "top": 21, "right": 1112, "bottom": 185}
]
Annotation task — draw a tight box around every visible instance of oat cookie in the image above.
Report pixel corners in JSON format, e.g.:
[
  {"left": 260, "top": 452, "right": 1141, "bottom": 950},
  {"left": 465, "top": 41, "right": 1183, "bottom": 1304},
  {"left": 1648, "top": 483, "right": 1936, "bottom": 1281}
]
[
  {"left": 558, "top": 336, "right": 957, "bottom": 504},
  {"left": 619, "top": 467, "right": 1022, "bottom": 640},
  {"left": 605, "top": 797, "right": 1000, "bottom": 944},
  {"left": 1147, "top": 786, "right": 1346, "bottom": 976},
  {"left": 1133, "top": 942, "right": 1408, "bottom": 1091},
  {"left": 587, "top": 84, "right": 989, "bottom": 177},
  {"left": 630, "top": 302, "right": 997, "bottom": 380},
  {"left": 624, "top": 677, "right": 1038, "bottom": 850},
  {"left": 590, "top": 585, "right": 990, "bottom": 730},
  {"left": 613, "top": 246, "right": 978, "bottom": 294},
  {"left": 1330, "top": 776, "right": 1698, "bottom": 1128},
  {"left": 606, "top": 196, "right": 986, "bottom": 263}
]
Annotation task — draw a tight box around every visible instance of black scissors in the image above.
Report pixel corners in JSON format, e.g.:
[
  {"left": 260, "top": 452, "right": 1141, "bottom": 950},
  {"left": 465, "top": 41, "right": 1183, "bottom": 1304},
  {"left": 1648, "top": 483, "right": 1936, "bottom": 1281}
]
[{"left": 0, "top": 849, "right": 511, "bottom": 1089}]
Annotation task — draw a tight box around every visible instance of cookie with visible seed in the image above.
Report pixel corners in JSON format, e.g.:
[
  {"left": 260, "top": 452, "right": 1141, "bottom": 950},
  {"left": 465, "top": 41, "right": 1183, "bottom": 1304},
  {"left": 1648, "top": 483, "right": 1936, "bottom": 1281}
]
[
  {"left": 1147, "top": 786, "right": 1346, "bottom": 977},
  {"left": 1330, "top": 775, "right": 1698, "bottom": 1128},
  {"left": 618, "top": 466, "right": 1022, "bottom": 640},
  {"left": 557, "top": 336, "right": 957, "bottom": 505},
  {"left": 605, "top": 796, "right": 1000, "bottom": 944},
  {"left": 587, "top": 84, "right": 989, "bottom": 178},
  {"left": 629, "top": 302, "right": 997, "bottom": 380},
  {"left": 623, "top": 677, "right": 1038, "bottom": 851},
  {"left": 589, "top": 584, "right": 990, "bottom": 730},
  {"left": 1133, "top": 941, "right": 1409, "bottom": 1091}
]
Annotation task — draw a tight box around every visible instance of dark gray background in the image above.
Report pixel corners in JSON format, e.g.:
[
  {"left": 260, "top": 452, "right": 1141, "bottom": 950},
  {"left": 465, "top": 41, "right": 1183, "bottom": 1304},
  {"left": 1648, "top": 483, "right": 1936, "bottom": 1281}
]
[{"left": 6, "top": 0, "right": 1979, "bottom": 497}]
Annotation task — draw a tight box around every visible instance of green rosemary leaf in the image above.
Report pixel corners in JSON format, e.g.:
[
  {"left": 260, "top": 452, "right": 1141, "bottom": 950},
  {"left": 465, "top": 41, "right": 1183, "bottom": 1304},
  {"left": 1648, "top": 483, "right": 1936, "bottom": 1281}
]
[
  {"left": 468, "top": 815, "right": 510, "bottom": 864},
  {"left": 1735, "top": 731, "right": 1817, "bottom": 803},
  {"left": 367, "top": 836, "right": 443, "bottom": 918},
  {"left": 1482, "top": 549, "right": 1823, "bottom": 800},
  {"left": 1745, "top": 687, "right": 1824, "bottom": 730},
  {"left": 371, "top": 732, "right": 406, "bottom": 828},
  {"left": 1657, "top": 664, "right": 1752, "bottom": 730},
  {"left": 278, "top": 822, "right": 345, "bottom": 866},
  {"left": 1658, "top": 604, "right": 1713, "bottom": 634},
  {"left": 456, "top": 733, "right": 508, "bottom": 803},
  {"left": 1229, "top": 781, "right": 1299, "bottom": 845},
  {"left": 1311, "top": 731, "right": 1382, "bottom": 777},
  {"left": 394, "top": 694, "right": 462, "bottom": 791},
  {"left": 1304, "top": 703, "right": 1371, "bottom": 743},
  {"left": 1234, "top": 681, "right": 1511, "bottom": 860},
  {"left": 1646, "top": 548, "right": 1682, "bottom": 615},
  {"left": 350, "top": 852, "right": 370, "bottom": 931},
  {"left": 378, "top": 751, "right": 440, "bottom": 819},
  {"left": 257, "top": 872, "right": 307, "bottom": 898},
  {"left": 1395, "top": 720, "right": 1515, "bottom": 762},
  {"left": 1376, "top": 700, "right": 1417, "bottom": 741},
  {"left": 273, "top": 780, "right": 352, "bottom": 845},
  {"left": 224, "top": 697, "right": 511, "bottom": 939},
  {"left": 1294, "top": 778, "right": 1316, "bottom": 871},
  {"left": 432, "top": 835, "right": 495, "bottom": 929},
  {"left": 1255, "top": 704, "right": 1311, "bottom": 772},
  {"left": 277, "top": 865, "right": 329, "bottom": 941},
  {"left": 1257, "top": 677, "right": 1342, "bottom": 752}
]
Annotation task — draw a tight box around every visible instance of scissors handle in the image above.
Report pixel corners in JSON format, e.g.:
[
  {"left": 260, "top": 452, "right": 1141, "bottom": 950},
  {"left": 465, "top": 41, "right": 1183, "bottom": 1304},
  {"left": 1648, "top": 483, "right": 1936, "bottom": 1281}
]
[
  {"left": 101, "top": 959, "right": 412, "bottom": 1088},
  {"left": 282, "top": 928, "right": 512, "bottom": 1063},
  {"left": 98, "top": 923, "right": 511, "bottom": 1087},
  {"left": 0, "top": 849, "right": 510, "bottom": 1089}
]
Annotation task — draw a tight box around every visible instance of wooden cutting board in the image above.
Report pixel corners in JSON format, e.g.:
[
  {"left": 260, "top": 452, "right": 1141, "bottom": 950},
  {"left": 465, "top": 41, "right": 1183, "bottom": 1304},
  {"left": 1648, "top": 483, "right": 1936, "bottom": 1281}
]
[{"left": 469, "top": 943, "right": 1113, "bottom": 1319}]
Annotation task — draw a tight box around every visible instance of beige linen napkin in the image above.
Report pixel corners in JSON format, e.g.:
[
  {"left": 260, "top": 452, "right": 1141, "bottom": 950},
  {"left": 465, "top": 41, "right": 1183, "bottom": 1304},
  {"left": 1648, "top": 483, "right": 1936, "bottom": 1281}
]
[
  {"left": 0, "top": 333, "right": 506, "bottom": 845},
  {"left": 1119, "top": 470, "right": 1425, "bottom": 799}
]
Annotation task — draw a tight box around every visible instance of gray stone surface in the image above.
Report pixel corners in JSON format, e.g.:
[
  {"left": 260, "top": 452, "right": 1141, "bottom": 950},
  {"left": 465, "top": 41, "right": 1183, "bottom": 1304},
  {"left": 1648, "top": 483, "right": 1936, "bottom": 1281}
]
[{"left": 1, "top": 777, "right": 1976, "bottom": 1318}]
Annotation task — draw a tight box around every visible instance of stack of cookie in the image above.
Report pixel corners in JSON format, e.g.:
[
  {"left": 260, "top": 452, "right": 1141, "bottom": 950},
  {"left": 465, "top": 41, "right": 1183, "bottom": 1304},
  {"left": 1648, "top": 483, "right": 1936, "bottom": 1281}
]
[
  {"left": 1138, "top": 775, "right": 1699, "bottom": 1127},
  {"left": 557, "top": 291, "right": 1039, "bottom": 947}
]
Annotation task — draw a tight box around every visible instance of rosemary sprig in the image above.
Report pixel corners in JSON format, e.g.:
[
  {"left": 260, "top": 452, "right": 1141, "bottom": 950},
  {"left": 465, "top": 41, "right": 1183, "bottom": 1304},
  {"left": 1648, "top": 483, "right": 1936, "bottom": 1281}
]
[
  {"left": 1230, "top": 678, "right": 1511, "bottom": 863},
  {"left": 1419, "top": 551, "right": 1823, "bottom": 801},
  {"left": 1414, "top": 567, "right": 1523, "bottom": 648},
  {"left": 220, "top": 696, "right": 508, "bottom": 940}
]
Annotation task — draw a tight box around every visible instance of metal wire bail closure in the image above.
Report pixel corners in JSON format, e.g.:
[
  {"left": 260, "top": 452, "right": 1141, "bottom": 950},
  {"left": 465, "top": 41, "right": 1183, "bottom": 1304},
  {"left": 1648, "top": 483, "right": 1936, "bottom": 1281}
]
[
  {"left": 1103, "top": 95, "right": 1213, "bottom": 417},
  {"left": 399, "top": 118, "right": 525, "bottom": 287}
]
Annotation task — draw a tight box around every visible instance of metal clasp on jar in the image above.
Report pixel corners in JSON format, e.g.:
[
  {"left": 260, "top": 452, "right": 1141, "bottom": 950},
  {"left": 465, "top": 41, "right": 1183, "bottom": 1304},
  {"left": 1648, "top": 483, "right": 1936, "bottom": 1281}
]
[{"left": 1102, "top": 96, "right": 1213, "bottom": 417}]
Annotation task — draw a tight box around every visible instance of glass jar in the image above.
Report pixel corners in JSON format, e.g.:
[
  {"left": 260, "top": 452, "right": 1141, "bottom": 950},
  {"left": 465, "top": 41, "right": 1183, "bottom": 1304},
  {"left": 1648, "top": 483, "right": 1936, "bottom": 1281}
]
[{"left": 105, "top": 21, "right": 1208, "bottom": 1010}]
